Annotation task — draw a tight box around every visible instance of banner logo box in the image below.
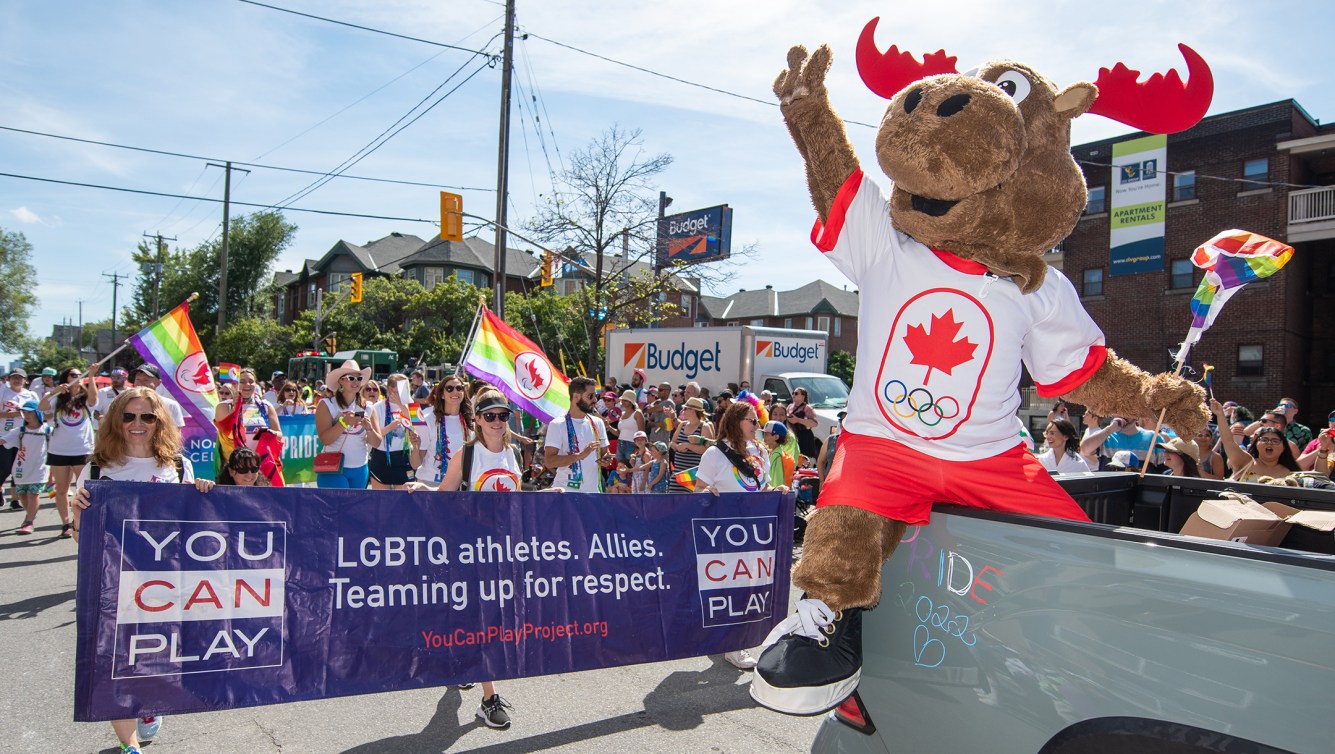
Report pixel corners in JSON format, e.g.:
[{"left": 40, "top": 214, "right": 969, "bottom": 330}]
[{"left": 692, "top": 516, "right": 779, "bottom": 627}]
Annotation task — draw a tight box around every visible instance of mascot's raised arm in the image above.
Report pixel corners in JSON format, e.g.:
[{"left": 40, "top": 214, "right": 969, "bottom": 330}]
[{"left": 751, "top": 18, "right": 1214, "bottom": 715}]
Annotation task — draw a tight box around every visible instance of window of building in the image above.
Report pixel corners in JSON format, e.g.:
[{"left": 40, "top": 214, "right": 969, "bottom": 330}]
[
  {"left": 1082, "top": 268, "right": 1103, "bottom": 297},
  {"left": 784, "top": 318, "right": 793, "bottom": 329},
  {"left": 805, "top": 316, "right": 813, "bottom": 330},
  {"left": 424, "top": 267, "right": 447, "bottom": 289},
  {"left": 561, "top": 279, "right": 581, "bottom": 296},
  {"left": 1085, "top": 186, "right": 1106, "bottom": 214},
  {"left": 681, "top": 294, "right": 693, "bottom": 319},
  {"left": 750, "top": 319, "right": 765, "bottom": 326},
  {"left": 834, "top": 317, "right": 842, "bottom": 337},
  {"left": 453, "top": 268, "right": 474, "bottom": 287},
  {"left": 327, "top": 272, "right": 348, "bottom": 292},
  {"left": 818, "top": 315, "right": 830, "bottom": 333},
  {"left": 308, "top": 283, "right": 316, "bottom": 304},
  {"left": 1243, "top": 158, "right": 1268, "bottom": 187},
  {"left": 1169, "top": 258, "right": 1194, "bottom": 289},
  {"left": 1237, "top": 344, "right": 1264, "bottom": 377},
  {"left": 1172, "top": 171, "right": 1196, "bottom": 201}
]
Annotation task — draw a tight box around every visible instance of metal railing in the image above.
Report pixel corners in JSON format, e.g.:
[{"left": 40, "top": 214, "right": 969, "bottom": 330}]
[{"left": 1290, "top": 185, "right": 1335, "bottom": 224}]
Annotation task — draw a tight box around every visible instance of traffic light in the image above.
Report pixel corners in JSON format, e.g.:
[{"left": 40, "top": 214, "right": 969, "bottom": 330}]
[
  {"left": 440, "top": 192, "right": 463, "bottom": 242},
  {"left": 349, "top": 272, "right": 363, "bottom": 303},
  {"left": 540, "top": 250, "right": 554, "bottom": 287}
]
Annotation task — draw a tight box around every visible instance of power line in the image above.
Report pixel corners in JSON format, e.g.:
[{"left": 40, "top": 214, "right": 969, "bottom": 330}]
[
  {"left": 0, "top": 171, "right": 441, "bottom": 225},
  {"left": 0, "top": 124, "right": 491, "bottom": 192},
  {"left": 234, "top": 0, "right": 497, "bottom": 55}
]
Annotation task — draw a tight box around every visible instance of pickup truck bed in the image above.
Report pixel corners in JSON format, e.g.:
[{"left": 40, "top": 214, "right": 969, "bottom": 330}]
[{"left": 811, "top": 473, "right": 1335, "bottom": 754}]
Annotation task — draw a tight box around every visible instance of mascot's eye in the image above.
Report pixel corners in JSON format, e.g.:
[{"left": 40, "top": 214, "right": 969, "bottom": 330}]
[{"left": 993, "top": 71, "right": 1032, "bottom": 104}]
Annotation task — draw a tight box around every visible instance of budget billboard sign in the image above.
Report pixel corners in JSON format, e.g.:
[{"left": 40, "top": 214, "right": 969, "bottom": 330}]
[{"left": 656, "top": 205, "right": 733, "bottom": 267}]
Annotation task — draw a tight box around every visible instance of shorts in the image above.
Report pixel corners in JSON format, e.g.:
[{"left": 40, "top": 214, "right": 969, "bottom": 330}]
[
  {"left": 817, "top": 431, "right": 1090, "bottom": 525},
  {"left": 15, "top": 483, "right": 43, "bottom": 495},
  {"left": 368, "top": 449, "right": 415, "bottom": 486},
  {"left": 47, "top": 453, "right": 88, "bottom": 467},
  {"left": 317, "top": 464, "right": 370, "bottom": 489}
]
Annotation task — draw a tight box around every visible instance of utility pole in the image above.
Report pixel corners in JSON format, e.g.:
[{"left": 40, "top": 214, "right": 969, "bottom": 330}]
[
  {"left": 206, "top": 161, "right": 250, "bottom": 336},
  {"left": 142, "top": 232, "right": 176, "bottom": 319},
  {"left": 76, "top": 299, "right": 85, "bottom": 357},
  {"left": 492, "top": 0, "right": 516, "bottom": 318},
  {"left": 102, "top": 272, "right": 127, "bottom": 361}
]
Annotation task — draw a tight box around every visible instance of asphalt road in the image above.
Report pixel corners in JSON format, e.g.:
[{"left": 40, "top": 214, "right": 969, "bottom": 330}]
[{"left": 0, "top": 505, "right": 823, "bottom": 754}]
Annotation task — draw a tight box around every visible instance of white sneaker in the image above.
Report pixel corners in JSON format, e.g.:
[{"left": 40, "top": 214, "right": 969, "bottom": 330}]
[{"left": 725, "top": 649, "right": 758, "bottom": 670}]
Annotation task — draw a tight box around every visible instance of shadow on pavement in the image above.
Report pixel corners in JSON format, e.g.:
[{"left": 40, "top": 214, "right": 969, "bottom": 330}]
[
  {"left": 341, "top": 686, "right": 478, "bottom": 754},
  {"left": 0, "top": 588, "right": 75, "bottom": 620},
  {"left": 0, "top": 552, "right": 77, "bottom": 570}
]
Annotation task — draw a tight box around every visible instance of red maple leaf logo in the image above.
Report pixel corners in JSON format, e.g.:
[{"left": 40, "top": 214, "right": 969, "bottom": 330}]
[
  {"left": 526, "top": 359, "right": 545, "bottom": 390},
  {"left": 193, "top": 360, "right": 213, "bottom": 388},
  {"left": 903, "top": 309, "right": 977, "bottom": 385}
]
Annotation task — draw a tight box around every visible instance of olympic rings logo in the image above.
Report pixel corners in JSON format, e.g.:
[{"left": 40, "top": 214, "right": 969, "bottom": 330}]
[{"left": 881, "top": 380, "right": 960, "bottom": 427}]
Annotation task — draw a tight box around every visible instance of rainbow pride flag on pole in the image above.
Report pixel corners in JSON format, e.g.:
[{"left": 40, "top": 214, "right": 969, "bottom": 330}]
[
  {"left": 1174, "top": 230, "right": 1293, "bottom": 362},
  {"left": 462, "top": 306, "right": 570, "bottom": 423},
  {"left": 673, "top": 467, "right": 699, "bottom": 492},
  {"left": 217, "top": 362, "right": 241, "bottom": 384}
]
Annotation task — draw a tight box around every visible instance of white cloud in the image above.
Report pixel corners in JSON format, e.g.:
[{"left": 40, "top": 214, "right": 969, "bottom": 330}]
[{"left": 8, "top": 206, "right": 42, "bottom": 224}]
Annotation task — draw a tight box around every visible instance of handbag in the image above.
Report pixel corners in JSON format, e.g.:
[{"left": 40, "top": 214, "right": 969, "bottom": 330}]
[{"left": 315, "top": 430, "right": 349, "bottom": 475}]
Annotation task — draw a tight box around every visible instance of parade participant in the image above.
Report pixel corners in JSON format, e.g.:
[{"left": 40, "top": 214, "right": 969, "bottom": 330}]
[
  {"left": 32, "top": 367, "right": 57, "bottom": 402},
  {"left": 1213, "top": 398, "right": 1299, "bottom": 481},
  {"left": 762, "top": 421, "right": 796, "bottom": 488},
  {"left": 1036, "top": 419, "right": 1092, "bottom": 473},
  {"left": 410, "top": 370, "right": 430, "bottom": 401},
  {"left": 363, "top": 380, "right": 383, "bottom": 407},
  {"left": 668, "top": 397, "right": 714, "bottom": 493},
  {"left": 1193, "top": 425, "right": 1226, "bottom": 480},
  {"left": 216, "top": 383, "right": 236, "bottom": 403},
  {"left": 413, "top": 374, "right": 472, "bottom": 486},
  {"left": 755, "top": 29, "right": 1212, "bottom": 713},
  {"left": 368, "top": 373, "right": 416, "bottom": 490},
  {"left": 264, "top": 371, "right": 284, "bottom": 405},
  {"left": 613, "top": 390, "right": 643, "bottom": 465},
  {"left": 299, "top": 377, "right": 315, "bottom": 407},
  {"left": 71, "top": 387, "right": 214, "bottom": 753},
  {"left": 697, "top": 401, "right": 784, "bottom": 670},
  {"left": 216, "top": 446, "right": 269, "bottom": 486},
  {"left": 543, "top": 376, "right": 608, "bottom": 493},
  {"left": 786, "top": 387, "right": 821, "bottom": 461},
  {"left": 407, "top": 389, "right": 545, "bottom": 730},
  {"left": 3, "top": 400, "right": 50, "bottom": 534},
  {"left": 132, "top": 365, "right": 186, "bottom": 428},
  {"left": 95, "top": 367, "right": 130, "bottom": 419},
  {"left": 314, "top": 360, "right": 381, "bottom": 489},
  {"left": 275, "top": 381, "right": 308, "bottom": 415},
  {"left": 39, "top": 365, "right": 98, "bottom": 539},
  {"left": 213, "top": 368, "right": 285, "bottom": 486},
  {"left": 0, "top": 367, "right": 37, "bottom": 509}
]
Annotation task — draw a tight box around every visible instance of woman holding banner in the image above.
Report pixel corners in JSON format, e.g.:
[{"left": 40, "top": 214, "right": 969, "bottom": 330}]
[
  {"left": 39, "top": 364, "right": 99, "bottom": 539},
  {"left": 368, "top": 373, "right": 416, "bottom": 490},
  {"left": 407, "top": 388, "right": 537, "bottom": 729},
  {"left": 71, "top": 386, "right": 214, "bottom": 753},
  {"left": 314, "top": 360, "right": 381, "bottom": 489},
  {"left": 412, "top": 374, "right": 472, "bottom": 486}
]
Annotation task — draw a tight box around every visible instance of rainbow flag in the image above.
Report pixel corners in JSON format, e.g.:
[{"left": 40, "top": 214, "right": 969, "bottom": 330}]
[
  {"left": 673, "top": 466, "right": 698, "bottom": 492},
  {"left": 461, "top": 306, "right": 570, "bottom": 423},
  {"left": 217, "top": 362, "right": 241, "bottom": 384},
  {"left": 407, "top": 402, "right": 426, "bottom": 426},
  {"left": 1175, "top": 230, "right": 1293, "bottom": 362}
]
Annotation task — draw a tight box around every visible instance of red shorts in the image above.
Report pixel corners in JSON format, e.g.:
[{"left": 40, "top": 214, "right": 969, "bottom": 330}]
[{"left": 818, "top": 431, "right": 1090, "bottom": 525}]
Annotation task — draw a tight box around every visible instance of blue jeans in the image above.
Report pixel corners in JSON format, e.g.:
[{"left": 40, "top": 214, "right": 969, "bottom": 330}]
[{"left": 317, "top": 464, "right": 370, "bottom": 489}]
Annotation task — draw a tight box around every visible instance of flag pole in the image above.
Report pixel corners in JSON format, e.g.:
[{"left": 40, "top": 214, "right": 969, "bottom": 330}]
[
  {"left": 92, "top": 291, "right": 199, "bottom": 371},
  {"left": 455, "top": 294, "right": 487, "bottom": 378}
]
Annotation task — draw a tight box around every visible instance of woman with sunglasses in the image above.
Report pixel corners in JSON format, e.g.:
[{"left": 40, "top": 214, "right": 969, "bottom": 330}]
[
  {"left": 214, "top": 368, "right": 283, "bottom": 451},
  {"left": 216, "top": 383, "right": 236, "bottom": 403},
  {"left": 412, "top": 374, "right": 472, "bottom": 486},
  {"left": 1212, "top": 398, "right": 1301, "bottom": 482},
  {"left": 217, "top": 447, "right": 269, "bottom": 486},
  {"left": 275, "top": 381, "right": 308, "bottom": 416},
  {"left": 406, "top": 389, "right": 538, "bottom": 730},
  {"left": 368, "top": 373, "right": 417, "bottom": 490},
  {"left": 362, "top": 380, "right": 383, "bottom": 407},
  {"left": 38, "top": 364, "right": 99, "bottom": 538},
  {"left": 71, "top": 387, "right": 213, "bottom": 753},
  {"left": 315, "top": 360, "right": 381, "bottom": 489}
]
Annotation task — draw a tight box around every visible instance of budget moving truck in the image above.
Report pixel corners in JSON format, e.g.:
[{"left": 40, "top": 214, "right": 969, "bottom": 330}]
[{"left": 605, "top": 326, "right": 848, "bottom": 436}]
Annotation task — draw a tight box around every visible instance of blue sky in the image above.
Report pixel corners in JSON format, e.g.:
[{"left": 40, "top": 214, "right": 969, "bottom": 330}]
[{"left": 3, "top": 0, "right": 1332, "bottom": 366}]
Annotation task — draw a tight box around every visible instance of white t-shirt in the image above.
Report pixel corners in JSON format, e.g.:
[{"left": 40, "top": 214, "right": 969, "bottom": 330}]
[
  {"left": 76, "top": 455, "right": 196, "bottom": 490},
  {"left": 2, "top": 426, "right": 50, "bottom": 485},
  {"left": 465, "top": 443, "right": 522, "bottom": 493},
  {"left": 263, "top": 389, "right": 279, "bottom": 406},
  {"left": 48, "top": 399, "right": 99, "bottom": 456},
  {"left": 696, "top": 441, "right": 768, "bottom": 493},
  {"left": 153, "top": 387, "right": 187, "bottom": 428},
  {"left": 321, "top": 397, "right": 370, "bottom": 467},
  {"left": 814, "top": 169, "right": 1106, "bottom": 462},
  {"left": 1036, "top": 448, "right": 1093, "bottom": 474},
  {"left": 0, "top": 386, "right": 37, "bottom": 433},
  {"left": 545, "top": 413, "right": 607, "bottom": 493},
  {"left": 413, "top": 407, "right": 470, "bottom": 484},
  {"left": 96, "top": 386, "right": 128, "bottom": 416}
]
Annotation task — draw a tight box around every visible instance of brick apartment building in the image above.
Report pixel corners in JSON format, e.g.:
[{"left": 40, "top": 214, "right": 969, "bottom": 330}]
[{"left": 1065, "top": 99, "right": 1335, "bottom": 421}]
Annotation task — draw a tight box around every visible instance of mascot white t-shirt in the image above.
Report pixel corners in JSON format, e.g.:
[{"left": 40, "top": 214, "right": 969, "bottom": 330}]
[{"left": 815, "top": 169, "right": 1106, "bottom": 462}]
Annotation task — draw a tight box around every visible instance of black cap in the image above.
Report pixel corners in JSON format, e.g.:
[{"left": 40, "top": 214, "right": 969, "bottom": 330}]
[
  {"left": 134, "top": 364, "right": 161, "bottom": 379},
  {"left": 716, "top": 390, "right": 734, "bottom": 401},
  {"left": 475, "top": 394, "right": 510, "bottom": 414}
]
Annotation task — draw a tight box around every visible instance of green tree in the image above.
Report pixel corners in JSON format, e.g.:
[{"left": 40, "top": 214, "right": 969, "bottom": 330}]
[
  {"left": 0, "top": 227, "right": 39, "bottom": 352},
  {"left": 401, "top": 275, "right": 492, "bottom": 367},
  {"left": 829, "top": 349, "right": 856, "bottom": 387},
  {"left": 214, "top": 316, "right": 302, "bottom": 377},
  {"left": 504, "top": 287, "right": 590, "bottom": 376},
  {"left": 316, "top": 276, "right": 424, "bottom": 357},
  {"left": 17, "top": 336, "right": 80, "bottom": 373}
]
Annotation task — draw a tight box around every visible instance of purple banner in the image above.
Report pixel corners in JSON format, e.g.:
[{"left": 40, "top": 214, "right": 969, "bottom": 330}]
[{"left": 74, "top": 484, "right": 794, "bottom": 721}]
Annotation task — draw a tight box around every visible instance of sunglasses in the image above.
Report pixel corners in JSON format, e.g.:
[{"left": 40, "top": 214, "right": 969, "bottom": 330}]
[
  {"left": 341, "top": 375, "right": 364, "bottom": 383},
  {"left": 443, "top": 385, "right": 464, "bottom": 393},
  {"left": 480, "top": 410, "right": 511, "bottom": 422},
  {"left": 363, "top": 386, "right": 381, "bottom": 392},
  {"left": 231, "top": 466, "right": 260, "bottom": 475},
  {"left": 123, "top": 412, "right": 159, "bottom": 424}
]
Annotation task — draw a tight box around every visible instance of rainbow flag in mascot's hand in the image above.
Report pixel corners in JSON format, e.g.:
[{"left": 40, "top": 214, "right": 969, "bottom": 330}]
[
  {"left": 127, "top": 300, "right": 221, "bottom": 480},
  {"left": 1175, "top": 230, "right": 1293, "bottom": 362},
  {"left": 461, "top": 306, "right": 570, "bottom": 423}
]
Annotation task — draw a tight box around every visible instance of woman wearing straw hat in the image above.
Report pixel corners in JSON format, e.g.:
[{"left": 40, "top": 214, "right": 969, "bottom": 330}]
[
  {"left": 314, "top": 360, "right": 382, "bottom": 489},
  {"left": 1155, "top": 436, "right": 1201, "bottom": 478},
  {"left": 668, "top": 397, "right": 714, "bottom": 493}
]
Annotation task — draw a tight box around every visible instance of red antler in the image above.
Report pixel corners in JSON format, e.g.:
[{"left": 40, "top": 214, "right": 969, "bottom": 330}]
[
  {"left": 1086, "top": 44, "right": 1214, "bottom": 134},
  {"left": 856, "top": 17, "right": 958, "bottom": 100}
]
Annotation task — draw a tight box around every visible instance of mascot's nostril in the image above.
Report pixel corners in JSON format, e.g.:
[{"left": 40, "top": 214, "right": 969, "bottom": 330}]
[
  {"left": 936, "top": 93, "right": 970, "bottom": 117},
  {"left": 904, "top": 87, "right": 923, "bottom": 114}
]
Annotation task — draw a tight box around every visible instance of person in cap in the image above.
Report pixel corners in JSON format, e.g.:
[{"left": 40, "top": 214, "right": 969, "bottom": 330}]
[
  {"left": 613, "top": 390, "right": 644, "bottom": 466},
  {"left": 1155, "top": 436, "right": 1201, "bottom": 478},
  {"left": 96, "top": 367, "right": 131, "bottom": 420},
  {"left": 132, "top": 364, "right": 186, "bottom": 428},
  {"left": 0, "top": 367, "right": 37, "bottom": 509},
  {"left": 2, "top": 399, "right": 50, "bottom": 534},
  {"left": 1105, "top": 450, "right": 1140, "bottom": 471},
  {"left": 761, "top": 420, "right": 796, "bottom": 488},
  {"left": 314, "top": 360, "right": 381, "bottom": 489},
  {"left": 544, "top": 376, "right": 609, "bottom": 493},
  {"left": 31, "top": 367, "right": 58, "bottom": 402},
  {"left": 39, "top": 364, "right": 101, "bottom": 538},
  {"left": 643, "top": 440, "right": 670, "bottom": 492},
  {"left": 264, "top": 371, "right": 285, "bottom": 406},
  {"left": 597, "top": 389, "right": 619, "bottom": 420}
]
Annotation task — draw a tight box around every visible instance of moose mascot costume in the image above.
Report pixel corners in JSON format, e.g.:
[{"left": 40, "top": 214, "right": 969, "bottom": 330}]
[{"left": 751, "top": 19, "right": 1214, "bottom": 715}]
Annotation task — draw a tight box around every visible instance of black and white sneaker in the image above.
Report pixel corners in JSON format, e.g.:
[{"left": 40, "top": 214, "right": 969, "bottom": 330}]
[
  {"left": 750, "top": 598, "right": 862, "bottom": 716},
  {"left": 476, "top": 694, "right": 512, "bottom": 729}
]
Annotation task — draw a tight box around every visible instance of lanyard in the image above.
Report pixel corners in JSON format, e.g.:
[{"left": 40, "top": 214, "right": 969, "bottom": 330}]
[{"left": 566, "top": 415, "right": 583, "bottom": 487}]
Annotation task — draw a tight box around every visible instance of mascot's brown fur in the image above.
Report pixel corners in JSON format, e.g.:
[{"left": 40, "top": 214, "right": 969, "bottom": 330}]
[{"left": 774, "top": 26, "right": 1211, "bottom": 616}]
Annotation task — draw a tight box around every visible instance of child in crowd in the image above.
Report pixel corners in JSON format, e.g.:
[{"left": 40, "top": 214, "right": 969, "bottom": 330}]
[
  {"left": 629, "top": 431, "right": 650, "bottom": 492},
  {"left": 646, "top": 441, "right": 670, "bottom": 493},
  {"left": 608, "top": 460, "right": 633, "bottom": 493},
  {"left": 3, "top": 400, "right": 51, "bottom": 534}
]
